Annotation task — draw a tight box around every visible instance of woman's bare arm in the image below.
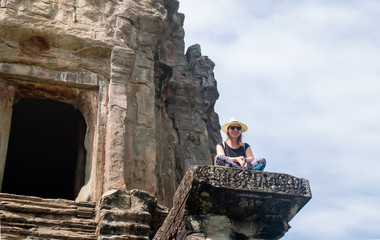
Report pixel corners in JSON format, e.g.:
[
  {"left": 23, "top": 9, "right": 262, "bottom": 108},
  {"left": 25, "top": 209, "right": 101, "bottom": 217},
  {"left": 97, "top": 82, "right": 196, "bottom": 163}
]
[
  {"left": 216, "top": 144, "right": 225, "bottom": 155},
  {"left": 245, "top": 146, "right": 254, "bottom": 163}
]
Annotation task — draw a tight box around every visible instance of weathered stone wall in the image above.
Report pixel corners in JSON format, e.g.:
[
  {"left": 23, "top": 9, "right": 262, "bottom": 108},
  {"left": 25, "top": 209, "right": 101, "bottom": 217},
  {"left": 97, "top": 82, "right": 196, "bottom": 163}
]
[
  {"left": 0, "top": 0, "right": 221, "bottom": 207},
  {"left": 154, "top": 43, "right": 221, "bottom": 206}
]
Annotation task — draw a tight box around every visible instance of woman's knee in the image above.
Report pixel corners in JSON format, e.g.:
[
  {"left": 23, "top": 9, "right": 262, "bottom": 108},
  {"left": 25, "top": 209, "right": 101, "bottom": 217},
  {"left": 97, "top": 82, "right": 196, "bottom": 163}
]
[
  {"left": 247, "top": 158, "right": 266, "bottom": 170},
  {"left": 214, "top": 155, "right": 227, "bottom": 166},
  {"left": 256, "top": 158, "right": 266, "bottom": 167}
]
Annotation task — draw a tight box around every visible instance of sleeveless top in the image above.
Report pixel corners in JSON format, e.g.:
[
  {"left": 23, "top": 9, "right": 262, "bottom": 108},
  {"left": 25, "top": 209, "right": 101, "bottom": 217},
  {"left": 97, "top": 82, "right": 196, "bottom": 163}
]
[{"left": 217, "top": 142, "right": 250, "bottom": 157}]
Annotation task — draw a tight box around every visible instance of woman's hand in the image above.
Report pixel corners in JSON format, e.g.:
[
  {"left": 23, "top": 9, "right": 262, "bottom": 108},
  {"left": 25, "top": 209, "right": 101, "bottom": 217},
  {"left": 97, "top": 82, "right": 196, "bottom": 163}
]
[
  {"left": 238, "top": 156, "right": 246, "bottom": 167},
  {"left": 228, "top": 156, "right": 245, "bottom": 167}
]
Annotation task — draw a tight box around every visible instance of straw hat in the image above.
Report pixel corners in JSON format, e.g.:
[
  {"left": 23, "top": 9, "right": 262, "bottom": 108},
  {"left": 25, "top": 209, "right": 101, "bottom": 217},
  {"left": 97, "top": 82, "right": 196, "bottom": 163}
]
[{"left": 221, "top": 117, "right": 248, "bottom": 133}]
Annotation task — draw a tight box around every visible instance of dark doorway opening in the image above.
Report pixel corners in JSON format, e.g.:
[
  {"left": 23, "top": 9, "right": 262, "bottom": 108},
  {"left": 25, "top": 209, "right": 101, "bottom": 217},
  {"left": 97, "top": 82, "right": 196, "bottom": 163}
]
[{"left": 2, "top": 98, "right": 87, "bottom": 200}]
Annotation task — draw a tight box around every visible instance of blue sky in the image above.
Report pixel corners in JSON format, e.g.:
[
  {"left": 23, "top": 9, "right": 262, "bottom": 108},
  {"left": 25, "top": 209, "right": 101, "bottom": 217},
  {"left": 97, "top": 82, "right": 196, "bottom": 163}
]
[{"left": 179, "top": 0, "right": 380, "bottom": 239}]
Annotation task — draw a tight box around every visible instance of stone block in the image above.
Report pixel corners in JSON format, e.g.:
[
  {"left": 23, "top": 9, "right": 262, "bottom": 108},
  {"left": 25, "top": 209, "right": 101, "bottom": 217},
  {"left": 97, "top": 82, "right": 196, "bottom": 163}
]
[{"left": 154, "top": 165, "right": 312, "bottom": 240}]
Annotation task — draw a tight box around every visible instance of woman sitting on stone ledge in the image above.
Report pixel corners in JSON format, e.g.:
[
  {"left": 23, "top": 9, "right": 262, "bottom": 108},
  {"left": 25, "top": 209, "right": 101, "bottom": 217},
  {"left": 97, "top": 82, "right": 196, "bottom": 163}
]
[{"left": 215, "top": 117, "right": 266, "bottom": 170}]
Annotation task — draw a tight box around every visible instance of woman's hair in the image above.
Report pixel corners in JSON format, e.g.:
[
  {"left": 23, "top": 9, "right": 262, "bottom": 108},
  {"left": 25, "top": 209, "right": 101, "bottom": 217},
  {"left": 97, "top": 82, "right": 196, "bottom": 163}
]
[{"left": 226, "top": 131, "right": 244, "bottom": 146}]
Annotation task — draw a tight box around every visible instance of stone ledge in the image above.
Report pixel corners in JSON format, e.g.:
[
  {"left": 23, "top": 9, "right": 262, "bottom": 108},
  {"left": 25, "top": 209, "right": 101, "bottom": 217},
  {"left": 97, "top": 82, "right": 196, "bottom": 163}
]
[
  {"left": 0, "top": 63, "right": 104, "bottom": 88},
  {"left": 154, "top": 165, "right": 312, "bottom": 240},
  {"left": 183, "top": 165, "right": 311, "bottom": 197}
]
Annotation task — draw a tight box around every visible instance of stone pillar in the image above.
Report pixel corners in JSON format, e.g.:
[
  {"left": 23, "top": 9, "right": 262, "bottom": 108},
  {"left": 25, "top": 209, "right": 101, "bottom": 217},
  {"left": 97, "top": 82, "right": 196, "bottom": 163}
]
[
  {"left": 103, "top": 47, "right": 135, "bottom": 192},
  {"left": 0, "top": 80, "right": 14, "bottom": 191},
  {"left": 91, "top": 78, "right": 109, "bottom": 201},
  {"left": 125, "top": 50, "right": 157, "bottom": 195}
]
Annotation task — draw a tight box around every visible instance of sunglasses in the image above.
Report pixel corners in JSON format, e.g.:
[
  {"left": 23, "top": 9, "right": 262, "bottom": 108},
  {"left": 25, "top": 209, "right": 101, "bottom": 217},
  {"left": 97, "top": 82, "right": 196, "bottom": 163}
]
[{"left": 229, "top": 126, "right": 242, "bottom": 130}]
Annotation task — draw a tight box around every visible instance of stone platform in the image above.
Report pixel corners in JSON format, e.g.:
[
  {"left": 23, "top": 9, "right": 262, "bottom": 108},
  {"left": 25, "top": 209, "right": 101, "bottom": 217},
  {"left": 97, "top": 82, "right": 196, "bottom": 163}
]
[
  {"left": 0, "top": 166, "right": 311, "bottom": 240},
  {"left": 154, "top": 165, "right": 312, "bottom": 240}
]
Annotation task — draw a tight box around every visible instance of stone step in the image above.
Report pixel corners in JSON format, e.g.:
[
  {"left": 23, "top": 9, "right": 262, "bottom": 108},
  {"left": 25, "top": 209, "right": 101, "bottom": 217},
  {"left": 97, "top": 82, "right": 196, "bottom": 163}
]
[
  {"left": 0, "top": 192, "right": 95, "bottom": 218},
  {"left": 1, "top": 211, "right": 97, "bottom": 233},
  {"left": 0, "top": 192, "right": 95, "bottom": 207},
  {"left": 1, "top": 226, "right": 97, "bottom": 240},
  {"left": 0, "top": 193, "right": 97, "bottom": 239}
]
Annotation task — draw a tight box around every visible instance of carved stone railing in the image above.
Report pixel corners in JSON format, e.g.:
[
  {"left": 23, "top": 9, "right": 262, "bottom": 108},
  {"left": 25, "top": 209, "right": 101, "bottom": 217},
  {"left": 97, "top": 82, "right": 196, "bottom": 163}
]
[{"left": 154, "top": 165, "right": 312, "bottom": 240}]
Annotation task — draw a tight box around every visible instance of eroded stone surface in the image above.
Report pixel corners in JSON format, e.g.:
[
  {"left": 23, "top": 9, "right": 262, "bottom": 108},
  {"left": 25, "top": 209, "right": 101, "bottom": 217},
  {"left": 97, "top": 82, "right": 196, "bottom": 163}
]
[
  {"left": 0, "top": 190, "right": 169, "bottom": 240},
  {"left": 154, "top": 166, "right": 312, "bottom": 240},
  {"left": 0, "top": 193, "right": 97, "bottom": 239},
  {"left": 0, "top": 0, "right": 221, "bottom": 207},
  {"left": 96, "top": 189, "right": 168, "bottom": 240}
]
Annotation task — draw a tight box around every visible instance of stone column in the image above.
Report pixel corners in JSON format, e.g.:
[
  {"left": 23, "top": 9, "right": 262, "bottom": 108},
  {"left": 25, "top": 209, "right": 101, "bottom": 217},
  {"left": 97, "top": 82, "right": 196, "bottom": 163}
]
[
  {"left": 91, "top": 78, "right": 109, "bottom": 201},
  {"left": 103, "top": 47, "right": 135, "bottom": 192},
  {"left": 125, "top": 50, "right": 157, "bottom": 195},
  {"left": 0, "top": 80, "right": 15, "bottom": 191}
]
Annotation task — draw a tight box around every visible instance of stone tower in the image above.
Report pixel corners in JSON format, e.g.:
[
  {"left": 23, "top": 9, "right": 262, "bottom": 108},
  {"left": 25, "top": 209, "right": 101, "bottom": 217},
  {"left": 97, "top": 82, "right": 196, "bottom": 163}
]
[{"left": 0, "top": 0, "right": 221, "bottom": 207}]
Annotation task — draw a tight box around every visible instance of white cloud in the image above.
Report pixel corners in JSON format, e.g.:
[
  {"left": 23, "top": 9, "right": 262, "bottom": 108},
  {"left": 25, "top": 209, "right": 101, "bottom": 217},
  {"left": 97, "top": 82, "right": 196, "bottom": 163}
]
[{"left": 288, "top": 196, "right": 380, "bottom": 240}]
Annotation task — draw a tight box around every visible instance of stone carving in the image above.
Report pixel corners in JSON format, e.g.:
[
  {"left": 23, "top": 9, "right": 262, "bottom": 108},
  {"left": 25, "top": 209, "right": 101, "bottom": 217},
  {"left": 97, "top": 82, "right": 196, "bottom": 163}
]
[
  {"left": 0, "top": 0, "right": 221, "bottom": 207},
  {"left": 96, "top": 189, "right": 168, "bottom": 239},
  {"left": 154, "top": 166, "right": 312, "bottom": 240}
]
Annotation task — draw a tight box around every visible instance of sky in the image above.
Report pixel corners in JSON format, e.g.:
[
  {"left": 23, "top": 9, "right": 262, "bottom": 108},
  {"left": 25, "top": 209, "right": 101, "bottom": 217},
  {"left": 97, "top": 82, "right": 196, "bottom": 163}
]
[{"left": 178, "top": 0, "right": 380, "bottom": 239}]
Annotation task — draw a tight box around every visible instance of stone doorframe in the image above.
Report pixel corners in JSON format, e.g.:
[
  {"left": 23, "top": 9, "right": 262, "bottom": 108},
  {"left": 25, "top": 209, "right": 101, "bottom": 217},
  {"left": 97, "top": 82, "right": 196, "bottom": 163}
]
[{"left": 0, "top": 63, "right": 107, "bottom": 201}]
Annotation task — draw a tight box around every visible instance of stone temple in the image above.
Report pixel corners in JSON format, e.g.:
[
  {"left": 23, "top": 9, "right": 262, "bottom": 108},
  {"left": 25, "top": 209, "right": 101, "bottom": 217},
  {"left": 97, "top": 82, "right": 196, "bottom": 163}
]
[{"left": 0, "top": 1, "right": 311, "bottom": 239}]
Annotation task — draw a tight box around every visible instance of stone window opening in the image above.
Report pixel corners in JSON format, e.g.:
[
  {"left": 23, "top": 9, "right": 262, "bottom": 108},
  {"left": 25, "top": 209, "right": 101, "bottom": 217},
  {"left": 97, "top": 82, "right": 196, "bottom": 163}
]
[{"left": 1, "top": 98, "right": 87, "bottom": 200}]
